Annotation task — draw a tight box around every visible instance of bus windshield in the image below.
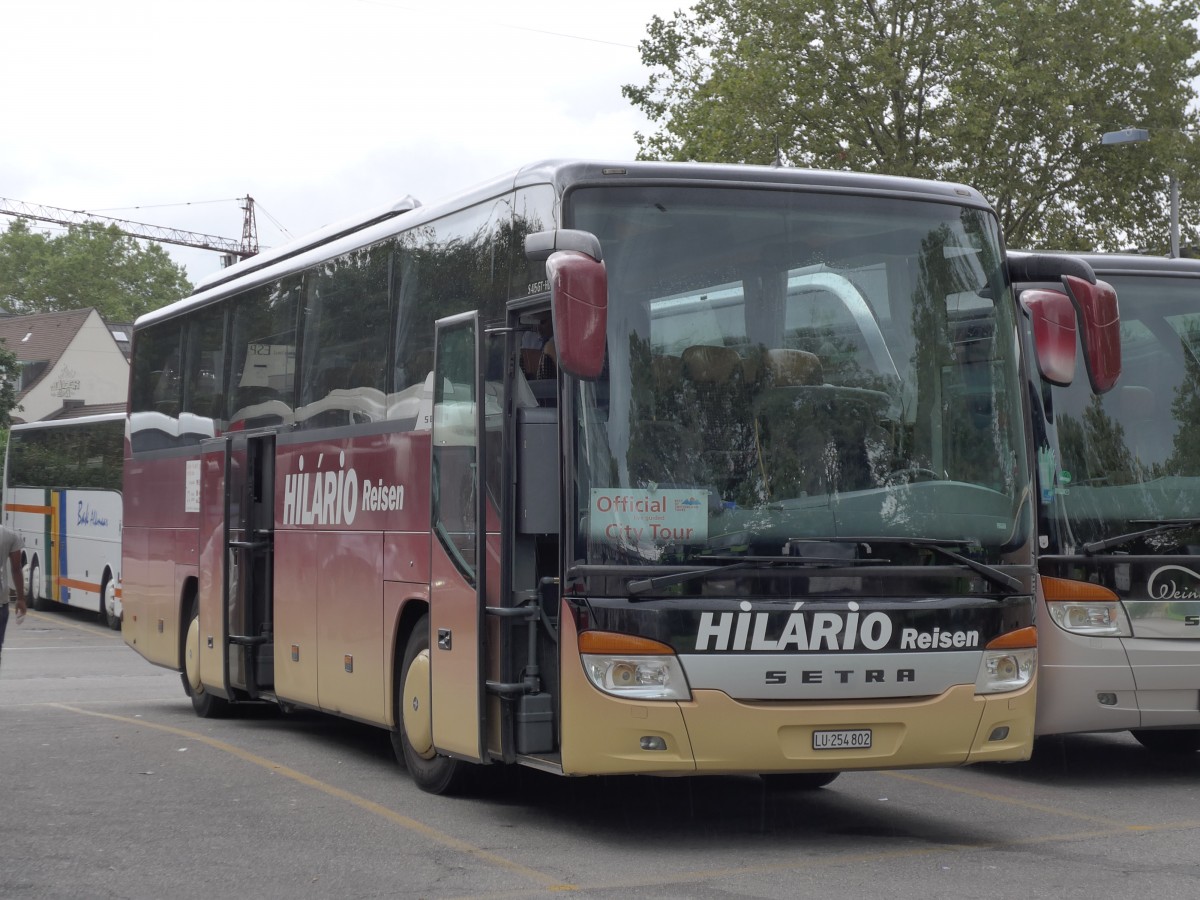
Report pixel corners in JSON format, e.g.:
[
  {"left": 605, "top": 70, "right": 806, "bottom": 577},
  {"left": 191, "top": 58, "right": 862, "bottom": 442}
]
[
  {"left": 568, "top": 185, "right": 1029, "bottom": 567},
  {"left": 1046, "top": 273, "right": 1200, "bottom": 550}
]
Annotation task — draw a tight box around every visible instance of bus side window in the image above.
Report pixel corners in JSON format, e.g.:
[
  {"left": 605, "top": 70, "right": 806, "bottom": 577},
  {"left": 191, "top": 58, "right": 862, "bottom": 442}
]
[
  {"left": 181, "top": 304, "right": 227, "bottom": 439},
  {"left": 130, "top": 320, "right": 184, "bottom": 451},
  {"left": 296, "top": 245, "right": 390, "bottom": 429},
  {"left": 229, "top": 279, "right": 299, "bottom": 430}
]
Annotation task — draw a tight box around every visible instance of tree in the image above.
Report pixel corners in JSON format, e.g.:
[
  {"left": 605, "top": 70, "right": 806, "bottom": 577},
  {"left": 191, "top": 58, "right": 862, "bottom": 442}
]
[
  {"left": 624, "top": 0, "right": 1200, "bottom": 251},
  {"left": 0, "top": 339, "right": 22, "bottom": 433},
  {"left": 0, "top": 218, "right": 192, "bottom": 320}
]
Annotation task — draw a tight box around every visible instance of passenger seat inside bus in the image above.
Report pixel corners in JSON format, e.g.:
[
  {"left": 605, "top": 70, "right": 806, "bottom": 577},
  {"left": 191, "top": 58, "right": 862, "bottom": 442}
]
[
  {"left": 680, "top": 344, "right": 754, "bottom": 501},
  {"left": 230, "top": 385, "right": 292, "bottom": 429},
  {"left": 752, "top": 350, "right": 822, "bottom": 495},
  {"left": 629, "top": 354, "right": 696, "bottom": 486}
]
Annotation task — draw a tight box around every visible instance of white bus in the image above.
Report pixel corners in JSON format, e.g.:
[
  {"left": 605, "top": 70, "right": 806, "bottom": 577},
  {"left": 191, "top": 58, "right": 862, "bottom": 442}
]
[
  {"left": 1016, "top": 253, "right": 1200, "bottom": 753},
  {"left": 3, "top": 413, "right": 124, "bottom": 628}
]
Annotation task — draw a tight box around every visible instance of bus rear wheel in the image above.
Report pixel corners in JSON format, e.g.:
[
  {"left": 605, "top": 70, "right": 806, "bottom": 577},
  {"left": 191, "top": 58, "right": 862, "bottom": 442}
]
[
  {"left": 183, "top": 601, "right": 228, "bottom": 718},
  {"left": 760, "top": 772, "right": 840, "bottom": 791},
  {"left": 29, "top": 559, "right": 49, "bottom": 612},
  {"left": 1132, "top": 729, "right": 1200, "bottom": 754},
  {"left": 391, "top": 615, "right": 469, "bottom": 795},
  {"left": 99, "top": 573, "right": 120, "bottom": 630}
]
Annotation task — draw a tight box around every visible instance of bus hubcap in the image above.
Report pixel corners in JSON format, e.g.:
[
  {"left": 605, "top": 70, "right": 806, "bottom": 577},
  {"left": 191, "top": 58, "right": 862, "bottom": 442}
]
[
  {"left": 402, "top": 648, "right": 435, "bottom": 759},
  {"left": 185, "top": 615, "right": 204, "bottom": 693}
]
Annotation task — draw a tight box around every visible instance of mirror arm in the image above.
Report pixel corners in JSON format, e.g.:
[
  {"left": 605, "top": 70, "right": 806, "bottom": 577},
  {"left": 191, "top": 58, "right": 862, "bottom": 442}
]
[
  {"left": 1007, "top": 251, "right": 1096, "bottom": 285},
  {"left": 525, "top": 229, "right": 603, "bottom": 263}
]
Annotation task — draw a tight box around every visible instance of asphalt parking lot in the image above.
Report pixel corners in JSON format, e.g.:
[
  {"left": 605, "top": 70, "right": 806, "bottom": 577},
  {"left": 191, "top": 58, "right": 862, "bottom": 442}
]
[{"left": 2, "top": 604, "right": 1198, "bottom": 900}]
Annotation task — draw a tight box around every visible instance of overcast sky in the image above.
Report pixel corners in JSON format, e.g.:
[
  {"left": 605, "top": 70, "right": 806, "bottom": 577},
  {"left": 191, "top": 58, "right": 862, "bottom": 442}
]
[{"left": 3, "top": 0, "right": 684, "bottom": 282}]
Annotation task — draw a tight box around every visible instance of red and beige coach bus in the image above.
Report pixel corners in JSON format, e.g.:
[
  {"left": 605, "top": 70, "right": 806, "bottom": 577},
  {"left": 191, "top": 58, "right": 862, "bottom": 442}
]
[
  {"left": 1016, "top": 252, "right": 1200, "bottom": 753},
  {"left": 121, "top": 160, "right": 1118, "bottom": 793}
]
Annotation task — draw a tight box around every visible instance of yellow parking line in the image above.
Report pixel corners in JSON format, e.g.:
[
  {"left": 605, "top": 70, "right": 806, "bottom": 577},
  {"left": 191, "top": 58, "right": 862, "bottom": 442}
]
[
  {"left": 50, "top": 703, "right": 576, "bottom": 893},
  {"left": 443, "top": 820, "right": 1200, "bottom": 900},
  {"left": 882, "top": 770, "right": 1132, "bottom": 828},
  {"left": 20, "top": 609, "right": 121, "bottom": 637},
  {"left": 46, "top": 703, "right": 1200, "bottom": 900}
]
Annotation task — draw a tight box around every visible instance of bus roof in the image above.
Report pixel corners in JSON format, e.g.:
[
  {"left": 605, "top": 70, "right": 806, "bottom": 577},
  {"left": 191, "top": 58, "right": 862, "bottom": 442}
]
[
  {"left": 10, "top": 411, "right": 125, "bottom": 432},
  {"left": 1022, "top": 251, "right": 1200, "bottom": 277},
  {"left": 138, "top": 159, "right": 994, "bottom": 331},
  {"left": 191, "top": 195, "right": 421, "bottom": 294}
]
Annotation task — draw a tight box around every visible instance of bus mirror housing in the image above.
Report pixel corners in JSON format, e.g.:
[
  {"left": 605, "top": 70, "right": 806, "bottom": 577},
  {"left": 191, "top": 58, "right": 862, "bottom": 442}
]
[
  {"left": 1021, "top": 289, "right": 1078, "bottom": 387},
  {"left": 1007, "top": 252, "right": 1120, "bottom": 395},
  {"left": 1063, "top": 276, "right": 1120, "bottom": 394},
  {"left": 525, "top": 230, "right": 608, "bottom": 380}
]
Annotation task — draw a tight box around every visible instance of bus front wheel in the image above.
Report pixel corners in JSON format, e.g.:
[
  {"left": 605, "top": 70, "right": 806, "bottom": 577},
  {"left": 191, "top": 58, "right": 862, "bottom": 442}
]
[
  {"left": 183, "top": 602, "right": 227, "bottom": 719},
  {"left": 391, "top": 615, "right": 469, "bottom": 795}
]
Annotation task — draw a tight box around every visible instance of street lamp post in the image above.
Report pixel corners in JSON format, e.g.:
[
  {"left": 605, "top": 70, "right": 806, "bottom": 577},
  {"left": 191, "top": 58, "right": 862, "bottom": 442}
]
[
  {"left": 1102, "top": 127, "right": 1181, "bottom": 257},
  {"left": 1170, "top": 172, "right": 1180, "bottom": 258}
]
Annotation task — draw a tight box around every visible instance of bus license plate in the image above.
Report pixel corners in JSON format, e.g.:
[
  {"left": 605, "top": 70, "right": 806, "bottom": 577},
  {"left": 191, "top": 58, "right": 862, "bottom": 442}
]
[{"left": 812, "top": 729, "right": 872, "bottom": 750}]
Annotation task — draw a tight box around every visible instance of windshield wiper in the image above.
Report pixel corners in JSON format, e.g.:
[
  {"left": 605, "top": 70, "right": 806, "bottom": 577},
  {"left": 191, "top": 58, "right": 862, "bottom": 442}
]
[
  {"left": 626, "top": 555, "right": 864, "bottom": 597},
  {"left": 1081, "top": 518, "right": 1200, "bottom": 556},
  {"left": 789, "top": 536, "right": 1023, "bottom": 594}
]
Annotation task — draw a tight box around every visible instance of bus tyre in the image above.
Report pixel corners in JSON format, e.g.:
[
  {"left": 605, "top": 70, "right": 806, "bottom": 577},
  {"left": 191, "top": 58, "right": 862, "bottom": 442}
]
[
  {"left": 391, "top": 616, "right": 469, "bottom": 795},
  {"left": 760, "top": 772, "right": 840, "bottom": 791},
  {"left": 29, "top": 559, "right": 50, "bottom": 612},
  {"left": 184, "top": 602, "right": 228, "bottom": 719},
  {"left": 100, "top": 573, "right": 120, "bottom": 630},
  {"left": 1132, "top": 729, "right": 1200, "bottom": 754}
]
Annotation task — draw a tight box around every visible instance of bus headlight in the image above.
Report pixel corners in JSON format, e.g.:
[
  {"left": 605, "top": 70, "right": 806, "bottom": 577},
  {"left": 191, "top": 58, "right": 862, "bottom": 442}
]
[
  {"left": 975, "top": 626, "right": 1037, "bottom": 694},
  {"left": 1046, "top": 600, "right": 1131, "bottom": 637},
  {"left": 1041, "top": 576, "right": 1130, "bottom": 637},
  {"left": 581, "top": 655, "right": 690, "bottom": 700},
  {"left": 578, "top": 630, "right": 691, "bottom": 701},
  {"left": 975, "top": 648, "right": 1036, "bottom": 694}
]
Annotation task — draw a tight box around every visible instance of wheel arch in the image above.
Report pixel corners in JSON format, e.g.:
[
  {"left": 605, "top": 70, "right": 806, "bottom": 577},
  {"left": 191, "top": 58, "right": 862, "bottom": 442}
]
[
  {"left": 27, "top": 551, "right": 49, "bottom": 611},
  {"left": 25, "top": 550, "right": 40, "bottom": 593},
  {"left": 389, "top": 597, "right": 429, "bottom": 728},
  {"left": 98, "top": 564, "right": 121, "bottom": 628},
  {"left": 176, "top": 576, "right": 199, "bottom": 671}
]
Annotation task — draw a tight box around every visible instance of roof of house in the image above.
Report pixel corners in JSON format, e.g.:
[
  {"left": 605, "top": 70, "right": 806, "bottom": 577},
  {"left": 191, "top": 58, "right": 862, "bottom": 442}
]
[
  {"left": 107, "top": 322, "right": 133, "bottom": 359},
  {"left": 0, "top": 308, "right": 95, "bottom": 362},
  {"left": 0, "top": 308, "right": 97, "bottom": 393}
]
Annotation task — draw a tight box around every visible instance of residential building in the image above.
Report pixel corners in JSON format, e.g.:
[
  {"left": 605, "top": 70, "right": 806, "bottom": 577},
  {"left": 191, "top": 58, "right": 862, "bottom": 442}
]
[{"left": 0, "top": 309, "right": 130, "bottom": 423}]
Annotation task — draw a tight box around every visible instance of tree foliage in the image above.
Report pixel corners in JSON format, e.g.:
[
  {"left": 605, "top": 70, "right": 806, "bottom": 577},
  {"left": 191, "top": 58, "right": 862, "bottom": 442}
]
[
  {"left": 0, "top": 218, "right": 192, "bottom": 320},
  {"left": 624, "top": 0, "right": 1200, "bottom": 251},
  {"left": 0, "top": 340, "right": 22, "bottom": 430}
]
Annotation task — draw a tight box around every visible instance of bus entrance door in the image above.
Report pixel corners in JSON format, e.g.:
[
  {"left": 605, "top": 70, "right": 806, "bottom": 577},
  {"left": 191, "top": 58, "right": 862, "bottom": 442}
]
[
  {"left": 223, "top": 431, "right": 276, "bottom": 699},
  {"left": 428, "top": 312, "right": 486, "bottom": 762}
]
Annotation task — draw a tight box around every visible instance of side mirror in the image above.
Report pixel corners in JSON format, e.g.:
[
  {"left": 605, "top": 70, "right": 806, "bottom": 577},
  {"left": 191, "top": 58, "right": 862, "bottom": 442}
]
[
  {"left": 1021, "top": 289, "right": 1078, "bottom": 386},
  {"left": 1062, "top": 276, "right": 1120, "bottom": 394},
  {"left": 525, "top": 230, "right": 608, "bottom": 380},
  {"left": 1007, "top": 251, "right": 1121, "bottom": 395}
]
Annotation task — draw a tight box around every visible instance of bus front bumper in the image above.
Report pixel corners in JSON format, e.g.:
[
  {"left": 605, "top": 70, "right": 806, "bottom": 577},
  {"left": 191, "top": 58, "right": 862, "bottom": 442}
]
[
  {"left": 560, "top": 679, "right": 1035, "bottom": 776},
  {"left": 1036, "top": 631, "right": 1200, "bottom": 735}
]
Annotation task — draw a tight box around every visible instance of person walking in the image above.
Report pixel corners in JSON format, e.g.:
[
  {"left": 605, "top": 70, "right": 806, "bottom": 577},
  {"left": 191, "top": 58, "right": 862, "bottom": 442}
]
[{"left": 0, "top": 524, "right": 26, "bottom": 670}]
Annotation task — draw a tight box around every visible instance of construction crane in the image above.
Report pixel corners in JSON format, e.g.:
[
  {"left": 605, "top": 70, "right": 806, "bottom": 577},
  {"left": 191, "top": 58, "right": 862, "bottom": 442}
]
[{"left": 0, "top": 195, "right": 259, "bottom": 264}]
